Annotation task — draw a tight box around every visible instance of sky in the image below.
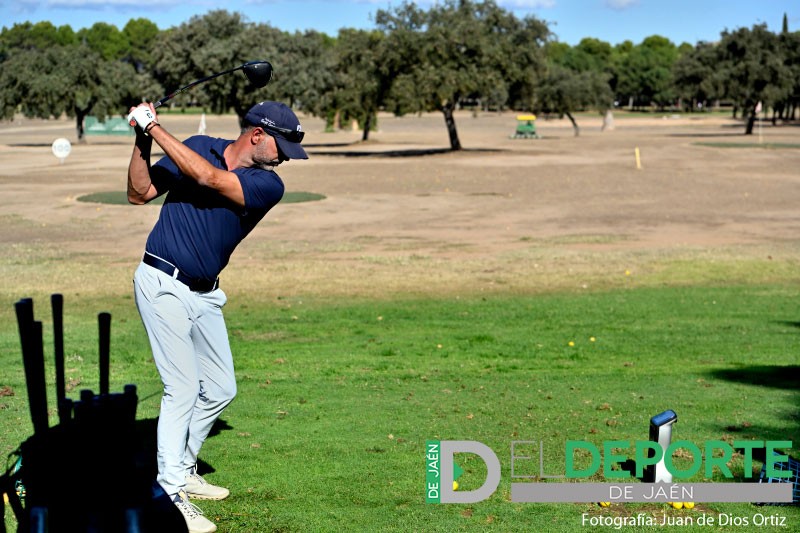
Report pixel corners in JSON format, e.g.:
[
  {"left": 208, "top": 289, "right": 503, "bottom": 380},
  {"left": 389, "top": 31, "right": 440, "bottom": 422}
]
[{"left": 1, "top": 0, "right": 796, "bottom": 46}]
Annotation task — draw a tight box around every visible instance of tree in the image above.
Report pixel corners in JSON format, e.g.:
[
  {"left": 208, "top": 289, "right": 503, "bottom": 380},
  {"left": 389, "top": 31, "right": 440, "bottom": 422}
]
[
  {"left": 672, "top": 41, "right": 722, "bottom": 111},
  {"left": 777, "top": 29, "right": 800, "bottom": 121},
  {"left": 77, "top": 22, "right": 130, "bottom": 61},
  {"left": 548, "top": 38, "right": 612, "bottom": 73},
  {"left": 123, "top": 18, "right": 160, "bottom": 71},
  {"left": 0, "top": 21, "right": 76, "bottom": 61},
  {"left": 607, "top": 40, "right": 633, "bottom": 106},
  {"left": 334, "top": 28, "right": 391, "bottom": 140},
  {"left": 272, "top": 30, "right": 337, "bottom": 117},
  {"left": 717, "top": 24, "right": 793, "bottom": 134},
  {"left": 541, "top": 38, "right": 615, "bottom": 134},
  {"left": 0, "top": 45, "right": 139, "bottom": 140},
  {"left": 615, "top": 35, "right": 679, "bottom": 109},
  {"left": 575, "top": 37, "right": 613, "bottom": 70},
  {"left": 536, "top": 65, "right": 612, "bottom": 136},
  {"left": 376, "top": 0, "right": 549, "bottom": 150},
  {"left": 493, "top": 14, "right": 550, "bottom": 111}
]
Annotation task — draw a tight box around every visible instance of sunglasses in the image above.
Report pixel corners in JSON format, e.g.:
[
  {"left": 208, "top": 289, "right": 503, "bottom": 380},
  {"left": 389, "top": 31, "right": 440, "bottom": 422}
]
[{"left": 260, "top": 124, "right": 305, "bottom": 143}]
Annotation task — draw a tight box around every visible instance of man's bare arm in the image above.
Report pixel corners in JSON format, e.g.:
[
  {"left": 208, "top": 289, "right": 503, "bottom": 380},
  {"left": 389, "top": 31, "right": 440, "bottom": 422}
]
[
  {"left": 147, "top": 123, "right": 245, "bottom": 207},
  {"left": 127, "top": 133, "right": 161, "bottom": 205}
]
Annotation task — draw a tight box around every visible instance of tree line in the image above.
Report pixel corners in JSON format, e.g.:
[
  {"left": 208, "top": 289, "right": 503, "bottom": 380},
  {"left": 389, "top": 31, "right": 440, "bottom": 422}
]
[{"left": 1, "top": 1, "right": 797, "bottom": 148}]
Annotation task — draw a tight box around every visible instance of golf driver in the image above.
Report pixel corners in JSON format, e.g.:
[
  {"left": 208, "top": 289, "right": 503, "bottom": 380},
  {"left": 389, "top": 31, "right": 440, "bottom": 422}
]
[{"left": 153, "top": 60, "right": 273, "bottom": 109}]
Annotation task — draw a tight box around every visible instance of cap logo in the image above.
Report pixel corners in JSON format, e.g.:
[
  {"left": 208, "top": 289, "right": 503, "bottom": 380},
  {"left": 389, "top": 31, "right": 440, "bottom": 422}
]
[{"left": 260, "top": 117, "right": 277, "bottom": 128}]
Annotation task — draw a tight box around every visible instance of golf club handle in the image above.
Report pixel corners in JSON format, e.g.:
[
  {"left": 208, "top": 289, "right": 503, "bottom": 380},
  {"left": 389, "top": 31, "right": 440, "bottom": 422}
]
[
  {"left": 52, "top": 294, "right": 65, "bottom": 404},
  {"left": 98, "top": 312, "right": 111, "bottom": 395},
  {"left": 15, "top": 299, "right": 49, "bottom": 435},
  {"left": 31, "top": 321, "right": 48, "bottom": 434}
]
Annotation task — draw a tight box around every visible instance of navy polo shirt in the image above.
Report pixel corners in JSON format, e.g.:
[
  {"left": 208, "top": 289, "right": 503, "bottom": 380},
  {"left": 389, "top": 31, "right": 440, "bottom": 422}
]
[{"left": 144, "top": 135, "right": 284, "bottom": 281}]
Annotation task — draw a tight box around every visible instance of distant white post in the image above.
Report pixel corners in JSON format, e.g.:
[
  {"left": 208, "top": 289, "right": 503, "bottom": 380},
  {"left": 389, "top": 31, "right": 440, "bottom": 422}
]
[{"left": 755, "top": 101, "right": 763, "bottom": 144}]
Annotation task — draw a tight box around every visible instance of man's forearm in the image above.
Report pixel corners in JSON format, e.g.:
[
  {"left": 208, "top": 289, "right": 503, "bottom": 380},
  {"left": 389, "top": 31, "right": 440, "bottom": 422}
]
[
  {"left": 148, "top": 124, "right": 245, "bottom": 206},
  {"left": 127, "top": 135, "right": 158, "bottom": 204},
  {"left": 148, "top": 125, "right": 219, "bottom": 188}
]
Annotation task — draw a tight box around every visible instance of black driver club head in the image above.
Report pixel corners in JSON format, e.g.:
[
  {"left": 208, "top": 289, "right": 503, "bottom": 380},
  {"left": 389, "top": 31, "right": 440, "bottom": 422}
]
[{"left": 242, "top": 60, "right": 274, "bottom": 88}]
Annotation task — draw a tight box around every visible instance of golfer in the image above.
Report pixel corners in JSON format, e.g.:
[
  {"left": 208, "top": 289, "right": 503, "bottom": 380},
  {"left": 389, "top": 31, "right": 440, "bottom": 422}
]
[{"left": 127, "top": 101, "right": 307, "bottom": 533}]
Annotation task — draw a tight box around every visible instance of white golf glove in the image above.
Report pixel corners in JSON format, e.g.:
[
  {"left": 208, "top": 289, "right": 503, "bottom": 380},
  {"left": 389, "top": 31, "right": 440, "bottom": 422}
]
[{"left": 127, "top": 104, "right": 159, "bottom": 135}]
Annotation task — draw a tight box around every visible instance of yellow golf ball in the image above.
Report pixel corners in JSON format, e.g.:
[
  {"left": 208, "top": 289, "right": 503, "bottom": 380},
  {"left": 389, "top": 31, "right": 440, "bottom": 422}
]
[
  {"left": 684, "top": 502, "right": 695, "bottom": 509},
  {"left": 453, "top": 481, "right": 459, "bottom": 491},
  {"left": 670, "top": 502, "right": 684, "bottom": 509},
  {"left": 599, "top": 502, "right": 610, "bottom": 507}
]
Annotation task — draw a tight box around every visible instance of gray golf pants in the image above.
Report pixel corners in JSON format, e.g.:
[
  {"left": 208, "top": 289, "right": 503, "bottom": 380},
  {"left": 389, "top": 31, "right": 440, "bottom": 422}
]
[{"left": 133, "top": 261, "right": 236, "bottom": 497}]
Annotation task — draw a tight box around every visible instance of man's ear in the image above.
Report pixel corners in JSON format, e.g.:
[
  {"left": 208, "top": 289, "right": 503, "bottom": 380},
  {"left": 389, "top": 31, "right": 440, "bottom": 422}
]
[{"left": 250, "top": 127, "right": 264, "bottom": 146}]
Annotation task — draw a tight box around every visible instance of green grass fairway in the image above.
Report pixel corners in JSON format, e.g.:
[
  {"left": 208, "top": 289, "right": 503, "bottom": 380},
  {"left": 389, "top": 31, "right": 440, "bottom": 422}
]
[{"left": 1, "top": 285, "right": 798, "bottom": 531}]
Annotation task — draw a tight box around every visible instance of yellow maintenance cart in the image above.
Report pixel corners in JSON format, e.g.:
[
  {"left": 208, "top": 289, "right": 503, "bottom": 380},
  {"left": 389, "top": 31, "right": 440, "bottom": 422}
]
[{"left": 510, "top": 114, "right": 540, "bottom": 139}]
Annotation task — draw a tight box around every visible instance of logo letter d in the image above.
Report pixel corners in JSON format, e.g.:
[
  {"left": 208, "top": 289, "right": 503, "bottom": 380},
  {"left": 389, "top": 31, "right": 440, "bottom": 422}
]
[{"left": 440, "top": 441, "right": 501, "bottom": 503}]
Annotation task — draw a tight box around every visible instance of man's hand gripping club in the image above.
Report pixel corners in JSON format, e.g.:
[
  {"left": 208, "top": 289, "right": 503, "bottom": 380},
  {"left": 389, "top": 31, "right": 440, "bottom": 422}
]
[{"left": 128, "top": 103, "right": 160, "bottom": 136}]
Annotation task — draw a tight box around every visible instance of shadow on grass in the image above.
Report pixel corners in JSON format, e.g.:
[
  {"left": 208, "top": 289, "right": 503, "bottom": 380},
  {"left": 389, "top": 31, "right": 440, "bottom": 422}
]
[
  {"left": 306, "top": 147, "right": 503, "bottom": 158},
  {"left": 708, "top": 365, "right": 800, "bottom": 391},
  {"left": 706, "top": 365, "right": 799, "bottom": 465},
  {"left": 7, "top": 141, "right": 129, "bottom": 147},
  {"left": 135, "top": 417, "right": 233, "bottom": 478},
  {"left": 618, "top": 458, "right": 644, "bottom": 481},
  {"left": 693, "top": 142, "right": 800, "bottom": 149},
  {"left": 667, "top": 132, "right": 744, "bottom": 138},
  {"left": 303, "top": 141, "right": 358, "bottom": 148}
]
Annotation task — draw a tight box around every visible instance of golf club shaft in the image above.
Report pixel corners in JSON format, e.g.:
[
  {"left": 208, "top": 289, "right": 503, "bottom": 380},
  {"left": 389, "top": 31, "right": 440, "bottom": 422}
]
[{"left": 154, "top": 65, "right": 245, "bottom": 109}]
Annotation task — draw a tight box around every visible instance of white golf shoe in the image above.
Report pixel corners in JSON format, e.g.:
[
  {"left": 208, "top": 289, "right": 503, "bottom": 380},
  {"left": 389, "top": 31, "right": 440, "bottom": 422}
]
[
  {"left": 173, "top": 492, "right": 217, "bottom": 533},
  {"left": 185, "top": 469, "right": 230, "bottom": 500}
]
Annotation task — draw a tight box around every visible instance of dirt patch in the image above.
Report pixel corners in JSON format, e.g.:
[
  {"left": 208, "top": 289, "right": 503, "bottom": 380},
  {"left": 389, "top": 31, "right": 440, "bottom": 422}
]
[{"left": 1, "top": 111, "right": 798, "bottom": 299}]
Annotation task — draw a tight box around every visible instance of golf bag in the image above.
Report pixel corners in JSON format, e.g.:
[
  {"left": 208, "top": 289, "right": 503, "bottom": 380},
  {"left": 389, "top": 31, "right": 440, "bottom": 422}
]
[{"left": 3, "top": 296, "right": 187, "bottom": 533}]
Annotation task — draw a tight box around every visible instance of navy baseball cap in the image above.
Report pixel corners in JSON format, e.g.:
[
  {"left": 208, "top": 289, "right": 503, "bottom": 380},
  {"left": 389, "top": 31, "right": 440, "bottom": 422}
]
[{"left": 244, "top": 101, "right": 308, "bottom": 160}]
